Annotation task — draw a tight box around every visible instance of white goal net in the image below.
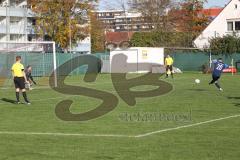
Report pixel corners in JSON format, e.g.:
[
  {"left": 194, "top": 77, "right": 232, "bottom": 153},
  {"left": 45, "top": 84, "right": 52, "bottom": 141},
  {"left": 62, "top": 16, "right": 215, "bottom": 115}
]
[{"left": 0, "top": 41, "right": 57, "bottom": 88}]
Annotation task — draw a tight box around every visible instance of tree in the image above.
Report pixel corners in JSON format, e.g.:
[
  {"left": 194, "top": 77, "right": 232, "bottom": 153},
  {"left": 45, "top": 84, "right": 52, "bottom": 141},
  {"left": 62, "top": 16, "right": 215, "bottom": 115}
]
[
  {"left": 90, "top": 12, "right": 105, "bottom": 53},
  {"left": 28, "top": 0, "right": 97, "bottom": 51},
  {"left": 176, "top": 0, "right": 209, "bottom": 35},
  {"left": 129, "top": 0, "right": 176, "bottom": 31}
]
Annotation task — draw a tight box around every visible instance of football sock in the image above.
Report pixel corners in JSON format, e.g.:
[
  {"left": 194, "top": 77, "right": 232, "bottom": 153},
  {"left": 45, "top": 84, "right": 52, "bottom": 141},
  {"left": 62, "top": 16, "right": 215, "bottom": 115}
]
[
  {"left": 209, "top": 79, "right": 215, "bottom": 84},
  {"left": 22, "top": 92, "right": 29, "bottom": 103},
  {"left": 16, "top": 92, "right": 20, "bottom": 102},
  {"left": 214, "top": 82, "right": 221, "bottom": 89}
]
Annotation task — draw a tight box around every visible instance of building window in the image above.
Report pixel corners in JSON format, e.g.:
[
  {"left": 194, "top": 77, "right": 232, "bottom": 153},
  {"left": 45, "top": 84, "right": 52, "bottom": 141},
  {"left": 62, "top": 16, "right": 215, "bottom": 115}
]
[
  {"left": 116, "top": 19, "right": 123, "bottom": 23},
  {"left": 0, "top": 34, "right": 4, "bottom": 39},
  {"left": 10, "top": 34, "right": 20, "bottom": 41},
  {"left": 227, "top": 21, "right": 233, "bottom": 31},
  {"left": 235, "top": 21, "right": 240, "bottom": 31},
  {"left": 10, "top": 17, "right": 21, "bottom": 24},
  {"left": 32, "top": 19, "right": 36, "bottom": 26},
  {"left": 235, "top": 4, "right": 238, "bottom": 9}
]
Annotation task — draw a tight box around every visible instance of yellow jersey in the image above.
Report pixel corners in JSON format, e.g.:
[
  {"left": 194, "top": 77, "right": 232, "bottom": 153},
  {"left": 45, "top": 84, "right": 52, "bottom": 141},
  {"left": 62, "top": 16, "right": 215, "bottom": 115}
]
[
  {"left": 165, "top": 57, "right": 174, "bottom": 66},
  {"left": 11, "top": 62, "right": 24, "bottom": 77}
]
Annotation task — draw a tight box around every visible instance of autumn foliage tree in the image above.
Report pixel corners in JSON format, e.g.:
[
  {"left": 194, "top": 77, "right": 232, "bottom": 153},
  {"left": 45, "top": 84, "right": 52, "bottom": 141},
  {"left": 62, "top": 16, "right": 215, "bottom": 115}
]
[
  {"left": 28, "top": 0, "right": 97, "bottom": 51},
  {"left": 90, "top": 12, "right": 105, "bottom": 53},
  {"left": 176, "top": 0, "right": 209, "bottom": 36}
]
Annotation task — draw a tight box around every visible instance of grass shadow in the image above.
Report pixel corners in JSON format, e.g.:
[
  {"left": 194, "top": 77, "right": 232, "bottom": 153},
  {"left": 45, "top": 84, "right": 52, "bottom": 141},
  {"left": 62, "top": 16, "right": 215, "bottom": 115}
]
[
  {"left": 228, "top": 97, "right": 240, "bottom": 100},
  {"left": 233, "top": 103, "right": 240, "bottom": 107},
  {"left": 1, "top": 98, "right": 17, "bottom": 104},
  {"left": 187, "top": 89, "right": 207, "bottom": 92},
  {"left": 227, "top": 97, "right": 240, "bottom": 107}
]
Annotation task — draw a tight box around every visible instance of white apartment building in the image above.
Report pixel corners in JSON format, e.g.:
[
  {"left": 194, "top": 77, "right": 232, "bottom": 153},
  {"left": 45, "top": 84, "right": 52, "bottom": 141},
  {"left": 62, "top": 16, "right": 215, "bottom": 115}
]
[
  {"left": 95, "top": 10, "right": 154, "bottom": 32},
  {"left": 0, "top": 0, "right": 35, "bottom": 42},
  {"left": 0, "top": 0, "right": 90, "bottom": 53}
]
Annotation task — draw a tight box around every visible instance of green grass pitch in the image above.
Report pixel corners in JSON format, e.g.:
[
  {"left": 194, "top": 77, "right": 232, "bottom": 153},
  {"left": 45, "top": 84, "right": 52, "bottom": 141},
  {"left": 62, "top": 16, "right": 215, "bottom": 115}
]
[{"left": 0, "top": 73, "right": 239, "bottom": 160}]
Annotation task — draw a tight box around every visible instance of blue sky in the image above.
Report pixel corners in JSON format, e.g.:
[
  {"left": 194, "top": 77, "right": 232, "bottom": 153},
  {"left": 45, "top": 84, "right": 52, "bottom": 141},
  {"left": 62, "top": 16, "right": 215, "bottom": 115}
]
[
  {"left": 98, "top": 0, "right": 230, "bottom": 10},
  {"left": 204, "top": 0, "right": 230, "bottom": 8}
]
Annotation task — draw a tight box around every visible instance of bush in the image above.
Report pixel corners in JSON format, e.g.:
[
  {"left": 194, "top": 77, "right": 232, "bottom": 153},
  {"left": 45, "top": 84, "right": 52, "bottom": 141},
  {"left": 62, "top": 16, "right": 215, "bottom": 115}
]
[
  {"left": 130, "top": 31, "right": 195, "bottom": 48},
  {"left": 209, "top": 35, "right": 240, "bottom": 55}
]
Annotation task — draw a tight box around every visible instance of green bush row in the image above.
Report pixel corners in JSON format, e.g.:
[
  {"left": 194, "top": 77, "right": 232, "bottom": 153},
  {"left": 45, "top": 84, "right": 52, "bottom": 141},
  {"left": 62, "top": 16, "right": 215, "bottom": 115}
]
[
  {"left": 209, "top": 35, "right": 240, "bottom": 55},
  {"left": 130, "top": 31, "right": 196, "bottom": 48}
]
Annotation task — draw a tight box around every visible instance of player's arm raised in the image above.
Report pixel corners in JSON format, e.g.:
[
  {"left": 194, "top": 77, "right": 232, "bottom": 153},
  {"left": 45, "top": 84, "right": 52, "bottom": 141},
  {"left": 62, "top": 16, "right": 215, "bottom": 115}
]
[{"left": 224, "top": 64, "right": 229, "bottom": 69}]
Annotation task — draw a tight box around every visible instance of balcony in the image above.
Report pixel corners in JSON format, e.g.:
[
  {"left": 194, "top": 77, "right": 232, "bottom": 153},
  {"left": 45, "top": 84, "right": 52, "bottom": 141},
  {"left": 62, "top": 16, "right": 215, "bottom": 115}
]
[
  {"left": 0, "top": 25, "right": 6, "bottom": 33},
  {"left": 0, "top": 7, "right": 34, "bottom": 17},
  {"left": 0, "top": 24, "right": 33, "bottom": 34},
  {"left": 10, "top": 24, "right": 25, "bottom": 34},
  {"left": 10, "top": 0, "right": 27, "bottom": 8}
]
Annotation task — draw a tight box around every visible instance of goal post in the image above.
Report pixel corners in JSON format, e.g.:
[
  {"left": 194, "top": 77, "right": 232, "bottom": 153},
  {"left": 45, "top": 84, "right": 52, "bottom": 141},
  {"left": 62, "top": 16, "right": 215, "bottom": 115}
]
[{"left": 0, "top": 41, "right": 57, "bottom": 88}]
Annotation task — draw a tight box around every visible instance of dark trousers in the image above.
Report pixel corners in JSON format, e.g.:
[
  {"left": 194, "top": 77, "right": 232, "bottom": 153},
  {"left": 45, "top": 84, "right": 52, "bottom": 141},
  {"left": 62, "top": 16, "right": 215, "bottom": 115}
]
[
  {"left": 166, "top": 65, "right": 173, "bottom": 78},
  {"left": 26, "top": 72, "right": 36, "bottom": 85},
  {"left": 209, "top": 75, "right": 221, "bottom": 89}
]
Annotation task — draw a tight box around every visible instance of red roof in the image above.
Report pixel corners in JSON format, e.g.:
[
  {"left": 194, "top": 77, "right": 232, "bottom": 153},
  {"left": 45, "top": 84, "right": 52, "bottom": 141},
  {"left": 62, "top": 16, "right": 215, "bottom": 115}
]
[
  {"left": 106, "top": 32, "right": 134, "bottom": 44},
  {"left": 200, "top": 8, "right": 223, "bottom": 17}
]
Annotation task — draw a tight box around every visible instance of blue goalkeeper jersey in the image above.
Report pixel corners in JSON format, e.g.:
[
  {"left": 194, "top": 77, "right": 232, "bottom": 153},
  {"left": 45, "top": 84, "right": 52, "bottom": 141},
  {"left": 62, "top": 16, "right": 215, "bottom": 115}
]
[{"left": 212, "top": 61, "right": 228, "bottom": 77}]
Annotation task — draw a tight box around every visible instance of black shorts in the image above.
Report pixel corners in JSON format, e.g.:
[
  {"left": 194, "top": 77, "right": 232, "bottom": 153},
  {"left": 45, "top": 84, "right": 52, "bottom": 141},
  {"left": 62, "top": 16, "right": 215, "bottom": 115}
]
[
  {"left": 14, "top": 77, "right": 25, "bottom": 89},
  {"left": 166, "top": 65, "right": 173, "bottom": 72},
  {"left": 212, "top": 75, "right": 220, "bottom": 81}
]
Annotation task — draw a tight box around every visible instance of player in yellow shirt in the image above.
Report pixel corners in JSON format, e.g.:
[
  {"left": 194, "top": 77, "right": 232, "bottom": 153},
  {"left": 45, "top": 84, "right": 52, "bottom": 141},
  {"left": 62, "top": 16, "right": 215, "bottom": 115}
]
[
  {"left": 165, "top": 55, "right": 174, "bottom": 78},
  {"left": 11, "top": 56, "right": 30, "bottom": 104}
]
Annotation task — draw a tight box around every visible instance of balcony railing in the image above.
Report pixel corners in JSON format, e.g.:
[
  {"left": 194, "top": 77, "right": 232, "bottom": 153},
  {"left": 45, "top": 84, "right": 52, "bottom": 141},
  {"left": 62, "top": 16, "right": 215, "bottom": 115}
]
[
  {"left": 0, "top": 7, "right": 34, "bottom": 17},
  {"left": 0, "top": 24, "right": 6, "bottom": 33},
  {"left": 0, "top": 24, "right": 33, "bottom": 34}
]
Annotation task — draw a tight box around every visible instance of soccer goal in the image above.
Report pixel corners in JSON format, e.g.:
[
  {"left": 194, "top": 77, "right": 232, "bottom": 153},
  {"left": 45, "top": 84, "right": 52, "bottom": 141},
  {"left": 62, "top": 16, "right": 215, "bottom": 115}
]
[{"left": 0, "top": 41, "right": 57, "bottom": 88}]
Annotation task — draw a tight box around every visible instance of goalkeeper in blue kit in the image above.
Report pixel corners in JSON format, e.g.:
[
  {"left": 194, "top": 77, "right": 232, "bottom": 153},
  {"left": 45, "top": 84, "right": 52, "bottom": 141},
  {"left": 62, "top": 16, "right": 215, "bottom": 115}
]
[{"left": 209, "top": 58, "right": 229, "bottom": 91}]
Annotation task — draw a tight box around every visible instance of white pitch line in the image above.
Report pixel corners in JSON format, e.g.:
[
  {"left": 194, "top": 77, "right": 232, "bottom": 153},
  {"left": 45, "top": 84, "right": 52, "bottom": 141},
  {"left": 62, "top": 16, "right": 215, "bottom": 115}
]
[
  {"left": 135, "top": 114, "right": 240, "bottom": 138},
  {"left": 0, "top": 86, "right": 51, "bottom": 90},
  {"left": 0, "top": 114, "right": 239, "bottom": 138},
  {"left": 0, "top": 131, "right": 134, "bottom": 138}
]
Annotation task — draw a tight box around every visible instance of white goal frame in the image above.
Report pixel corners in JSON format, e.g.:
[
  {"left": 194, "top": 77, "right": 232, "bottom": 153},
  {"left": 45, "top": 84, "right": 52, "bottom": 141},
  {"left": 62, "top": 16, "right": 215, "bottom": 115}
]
[{"left": 0, "top": 41, "right": 57, "bottom": 87}]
